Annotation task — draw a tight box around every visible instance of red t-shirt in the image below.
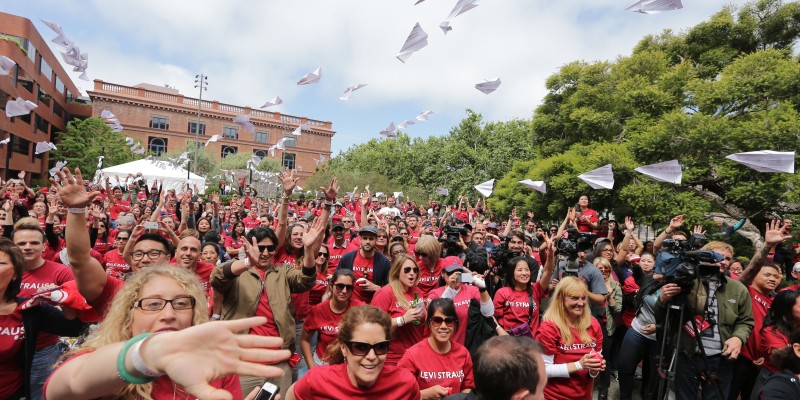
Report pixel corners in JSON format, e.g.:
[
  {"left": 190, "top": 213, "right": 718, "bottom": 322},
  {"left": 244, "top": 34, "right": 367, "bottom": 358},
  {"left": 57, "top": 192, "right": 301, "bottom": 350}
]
[
  {"left": 741, "top": 286, "right": 773, "bottom": 361},
  {"left": 292, "top": 363, "right": 420, "bottom": 400},
  {"left": 250, "top": 269, "right": 280, "bottom": 338},
  {"left": 42, "top": 238, "right": 66, "bottom": 263},
  {"left": 109, "top": 199, "right": 131, "bottom": 220},
  {"left": 224, "top": 235, "right": 246, "bottom": 251},
  {"left": 371, "top": 285, "right": 426, "bottom": 366},
  {"left": 303, "top": 299, "right": 365, "bottom": 359},
  {"left": 536, "top": 318, "right": 603, "bottom": 400},
  {"left": 351, "top": 253, "right": 376, "bottom": 304},
  {"left": 103, "top": 250, "right": 131, "bottom": 279},
  {"left": 416, "top": 258, "right": 443, "bottom": 300},
  {"left": 309, "top": 270, "right": 329, "bottom": 306},
  {"left": 20, "top": 260, "right": 74, "bottom": 298},
  {"left": 327, "top": 241, "right": 358, "bottom": 273},
  {"left": 0, "top": 308, "right": 24, "bottom": 399},
  {"left": 92, "top": 237, "right": 113, "bottom": 255},
  {"left": 168, "top": 260, "right": 215, "bottom": 293},
  {"left": 242, "top": 216, "right": 260, "bottom": 230},
  {"left": 398, "top": 339, "right": 475, "bottom": 394},
  {"left": 93, "top": 275, "right": 126, "bottom": 318},
  {"left": 492, "top": 284, "right": 547, "bottom": 332},
  {"left": 576, "top": 208, "right": 599, "bottom": 233},
  {"left": 428, "top": 285, "right": 481, "bottom": 345},
  {"left": 760, "top": 326, "right": 789, "bottom": 372},
  {"left": 273, "top": 250, "right": 310, "bottom": 321}
]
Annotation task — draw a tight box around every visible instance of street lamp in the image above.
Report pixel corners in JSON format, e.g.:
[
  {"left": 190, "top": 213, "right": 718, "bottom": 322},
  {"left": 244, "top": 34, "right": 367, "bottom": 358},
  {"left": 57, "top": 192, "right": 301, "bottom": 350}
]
[{"left": 193, "top": 74, "right": 208, "bottom": 174}]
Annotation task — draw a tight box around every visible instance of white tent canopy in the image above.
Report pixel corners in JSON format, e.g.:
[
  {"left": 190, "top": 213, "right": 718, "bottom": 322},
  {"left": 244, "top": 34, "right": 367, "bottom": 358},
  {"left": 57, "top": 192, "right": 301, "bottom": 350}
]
[{"left": 94, "top": 159, "right": 206, "bottom": 194}]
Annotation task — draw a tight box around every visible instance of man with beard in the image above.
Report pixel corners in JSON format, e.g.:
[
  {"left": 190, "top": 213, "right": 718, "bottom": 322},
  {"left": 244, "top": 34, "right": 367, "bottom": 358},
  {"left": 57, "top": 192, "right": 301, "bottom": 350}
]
[
  {"left": 336, "top": 225, "right": 391, "bottom": 303},
  {"left": 327, "top": 220, "right": 357, "bottom": 273}
]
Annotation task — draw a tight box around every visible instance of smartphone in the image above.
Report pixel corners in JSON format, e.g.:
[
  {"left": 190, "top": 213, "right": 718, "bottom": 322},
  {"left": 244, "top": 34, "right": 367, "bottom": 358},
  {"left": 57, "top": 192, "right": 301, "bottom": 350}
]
[
  {"left": 253, "top": 382, "right": 278, "bottom": 400},
  {"left": 425, "top": 221, "right": 431, "bottom": 229},
  {"left": 459, "top": 273, "right": 473, "bottom": 283},
  {"left": 143, "top": 221, "right": 159, "bottom": 230}
]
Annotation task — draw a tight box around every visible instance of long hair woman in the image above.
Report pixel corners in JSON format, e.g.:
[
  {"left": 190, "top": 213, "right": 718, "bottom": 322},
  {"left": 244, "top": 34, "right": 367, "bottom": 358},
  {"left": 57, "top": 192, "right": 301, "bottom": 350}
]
[
  {"left": 301, "top": 269, "right": 365, "bottom": 369},
  {"left": 45, "top": 265, "right": 288, "bottom": 399},
  {"left": 371, "top": 253, "right": 426, "bottom": 366},
  {"left": 413, "top": 235, "right": 443, "bottom": 299},
  {"left": 398, "top": 298, "right": 475, "bottom": 398},
  {"left": 760, "top": 328, "right": 800, "bottom": 399},
  {"left": 493, "top": 254, "right": 551, "bottom": 335},
  {"left": 536, "top": 276, "right": 606, "bottom": 400},
  {"left": 287, "top": 305, "right": 420, "bottom": 399}
]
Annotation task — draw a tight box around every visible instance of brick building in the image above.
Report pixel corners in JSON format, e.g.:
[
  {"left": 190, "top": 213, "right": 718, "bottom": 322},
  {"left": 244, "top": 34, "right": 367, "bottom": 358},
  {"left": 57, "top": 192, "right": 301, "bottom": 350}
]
[
  {"left": 0, "top": 12, "right": 90, "bottom": 182},
  {"left": 88, "top": 80, "right": 334, "bottom": 183}
]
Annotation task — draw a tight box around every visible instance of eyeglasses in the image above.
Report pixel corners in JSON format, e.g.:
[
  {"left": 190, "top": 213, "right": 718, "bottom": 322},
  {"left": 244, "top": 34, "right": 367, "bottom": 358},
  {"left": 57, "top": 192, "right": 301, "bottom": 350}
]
[
  {"left": 403, "top": 267, "right": 420, "bottom": 274},
  {"left": 115, "top": 236, "right": 130, "bottom": 241},
  {"left": 130, "top": 250, "right": 168, "bottom": 260},
  {"left": 430, "top": 316, "right": 456, "bottom": 326},
  {"left": 317, "top": 252, "right": 329, "bottom": 258},
  {"left": 257, "top": 244, "right": 277, "bottom": 253},
  {"left": 333, "top": 283, "right": 354, "bottom": 292},
  {"left": 134, "top": 296, "right": 196, "bottom": 311},
  {"left": 343, "top": 220, "right": 353, "bottom": 224},
  {"left": 344, "top": 340, "right": 390, "bottom": 356}
]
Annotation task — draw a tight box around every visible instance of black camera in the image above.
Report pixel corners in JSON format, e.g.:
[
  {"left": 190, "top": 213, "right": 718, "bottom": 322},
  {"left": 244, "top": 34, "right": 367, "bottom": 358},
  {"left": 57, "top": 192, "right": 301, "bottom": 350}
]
[
  {"left": 555, "top": 229, "right": 596, "bottom": 277},
  {"left": 657, "top": 232, "right": 724, "bottom": 295},
  {"left": 442, "top": 225, "right": 468, "bottom": 245},
  {"left": 490, "top": 236, "right": 521, "bottom": 277}
]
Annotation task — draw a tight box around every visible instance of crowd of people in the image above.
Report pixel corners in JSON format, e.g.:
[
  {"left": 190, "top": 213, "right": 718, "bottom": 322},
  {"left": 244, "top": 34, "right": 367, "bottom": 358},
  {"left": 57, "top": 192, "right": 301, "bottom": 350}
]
[{"left": 2, "top": 167, "right": 800, "bottom": 400}]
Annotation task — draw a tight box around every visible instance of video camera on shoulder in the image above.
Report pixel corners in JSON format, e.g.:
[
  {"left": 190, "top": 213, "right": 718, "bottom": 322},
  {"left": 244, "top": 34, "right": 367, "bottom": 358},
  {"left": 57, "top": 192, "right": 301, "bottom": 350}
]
[
  {"left": 656, "top": 232, "right": 724, "bottom": 287},
  {"left": 555, "top": 229, "right": 596, "bottom": 277},
  {"left": 490, "top": 235, "right": 521, "bottom": 277}
]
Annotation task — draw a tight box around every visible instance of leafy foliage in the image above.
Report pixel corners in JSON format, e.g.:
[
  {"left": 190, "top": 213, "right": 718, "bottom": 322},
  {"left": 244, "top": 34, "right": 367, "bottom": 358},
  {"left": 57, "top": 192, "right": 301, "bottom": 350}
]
[{"left": 50, "top": 117, "right": 140, "bottom": 179}]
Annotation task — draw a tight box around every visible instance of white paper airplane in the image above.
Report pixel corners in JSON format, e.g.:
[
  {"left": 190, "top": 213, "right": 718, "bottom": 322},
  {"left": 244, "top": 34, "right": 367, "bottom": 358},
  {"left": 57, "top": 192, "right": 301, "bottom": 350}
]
[
  {"left": 260, "top": 96, "right": 283, "bottom": 108},
  {"left": 474, "top": 179, "right": 495, "bottom": 197},
  {"left": 40, "top": 18, "right": 64, "bottom": 34},
  {"left": 398, "top": 120, "right": 416, "bottom": 129},
  {"left": 435, "top": 187, "right": 449, "bottom": 196},
  {"left": 205, "top": 135, "right": 220, "bottom": 146},
  {"left": 725, "top": 150, "right": 795, "bottom": 173},
  {"left": 396, "top": 23, "right": 429, "bottom": 63},
  {"left": 393, "top": 192, "right": 404, "bottom": 199},
  {"left": 35, "top": 141, "right": 57, "bottom": 155},
  {"left": 578, "top": 164, "right": 615, "bottom": 189},
  {"left": 625, "top": 0, "right": 683, "bottom": 14},
  {"left": 416, "top": 110, "right": 434, "bottom": 121},
  {"left": 380, "top": 122, "right": 397, "bottom": 139},
  {"left": 0, "top": 56, "right": 16, "bottom": 76},
  {"left": 339, "top": 83, "right": 368, "bottom": 101},
  {"left": 233, "top": 114, "right": 255, "bottom": 133},
  {"left": 5, "top": 98, "right": 38, "bottom": 118},
  {"left": 100, "top": 110, "right": 115, "bottom": 120},
  {"left": 440, "top": 0, "right": 479, "bottom": 34},
  {"left": 297, "top": 67, "right": 322, "bottom": 85},
  {"left": 314, "top": 153, "right": 327, "bottom": 165},
  {"left": 0, "top": 138, "right": 9, "bottom": 145},
  {"left": 475, "top": 77, "right": 501, "bottom": 94},
  {"left": 292, "top": 123, "right": 308, "bottom": 136},
  {"left": 518, "top": 179, "right": 547, "bottom": 194},
  {"left": 134, "top": 148, "right": 145, "bottom": 155},
  {"left": 635, "top": 160, "right": 682, "bottom": 184},
  {"left": 96, "top": 156, "right": 104, "bottom": 168},
  {"left": 269, "top": 137, "right": 291, "bottom": 156},
  {"left": 49, "top": 161, "right": 67, "bottom": 177}
]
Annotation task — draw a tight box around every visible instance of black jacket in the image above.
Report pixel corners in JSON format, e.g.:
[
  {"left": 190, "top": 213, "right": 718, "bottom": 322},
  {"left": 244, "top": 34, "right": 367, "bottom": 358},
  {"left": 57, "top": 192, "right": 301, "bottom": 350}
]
[
  {"left": 464, "top": 298, "right": 497, "bottom": 360},
  {"left": 16, "top": 299, "right": 87, "bottom": 399},
  {"left": 336, "top": 250, "right": 391, "bottom": 286},
  {"left": 761, "top": 370, "right": 800, "bottom": 400}
]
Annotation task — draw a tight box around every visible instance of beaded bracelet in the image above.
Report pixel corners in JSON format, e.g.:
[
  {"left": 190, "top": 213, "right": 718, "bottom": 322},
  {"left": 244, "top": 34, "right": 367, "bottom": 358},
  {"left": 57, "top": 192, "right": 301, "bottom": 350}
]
[{"left": 117, "top": 333, "right": 157, "bottom": 384}]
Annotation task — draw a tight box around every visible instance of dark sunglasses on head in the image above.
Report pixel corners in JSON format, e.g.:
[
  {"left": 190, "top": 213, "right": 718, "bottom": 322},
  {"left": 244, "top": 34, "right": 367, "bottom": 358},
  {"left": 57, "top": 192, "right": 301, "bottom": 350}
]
[
  {"left": 257, "top": 244, "right": 277, "bottom": 253},
  {"left": 344, "top": 340, "right": 390, "bottom": 356},
  {"left": 403, "top": 267, "right": 420, "bottom": 274},
  {"left": 430, "top": 316, "right": 456, "bottom": 326},
  {"left": 333, "top": 283, "right": 354, "bottom": 292}
]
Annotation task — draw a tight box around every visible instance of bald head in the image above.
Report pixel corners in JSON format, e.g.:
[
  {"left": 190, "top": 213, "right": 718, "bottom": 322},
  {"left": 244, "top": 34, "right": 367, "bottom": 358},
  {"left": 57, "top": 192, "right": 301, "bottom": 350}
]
[{"left": 175, "top": 236, "right": 202, "bottom": 270}]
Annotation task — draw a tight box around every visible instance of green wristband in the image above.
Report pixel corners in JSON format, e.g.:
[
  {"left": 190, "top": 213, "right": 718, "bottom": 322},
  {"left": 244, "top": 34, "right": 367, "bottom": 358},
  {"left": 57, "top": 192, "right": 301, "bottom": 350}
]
[{"left": 117, "top": 333, "right": 156, "bottom": 384}]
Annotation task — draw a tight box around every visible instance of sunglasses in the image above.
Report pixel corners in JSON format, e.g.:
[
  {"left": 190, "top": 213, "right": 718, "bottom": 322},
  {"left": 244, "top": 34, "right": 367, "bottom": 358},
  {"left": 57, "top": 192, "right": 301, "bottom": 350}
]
[
  {"left": 403, "top": 267, "right": 420, "bottom": 274},
  {"left": 444, "top": 269, "right": 463, "bottom": 276},
  {"left": 430, "top": 316, "right": 456, "bottom": 326},
  {"left": 333, "top": 283, "right": 354, "bottom": 292},
  {"left": 317, "top": 252, "right": 329, "bottom": 258},
  {"left": 377, "top": 235, "right": 388, "bottom": 239},
  {"left": 257, "top": 244, "right": 277, "bottom": 253},
  {"left": 344, "top": 340, "right": 390, "bottom": 356}
]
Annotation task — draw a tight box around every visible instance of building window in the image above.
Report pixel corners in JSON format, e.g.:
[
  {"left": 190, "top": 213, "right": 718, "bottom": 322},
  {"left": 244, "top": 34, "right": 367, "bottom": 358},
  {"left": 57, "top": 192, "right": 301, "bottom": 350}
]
[
  {"left": 12, "top": 137, "right": 30, "bottom": 155},
  {"left": 282, "top": 135, "right": 297, "bottom": 147},
  {"left": 27, "top": 42, "right": 36, "bottom": 62},
  {"left": 221, "top": 145, "right": 238, "bottom": 158},
  {"left": 148, "top": 137, "right": 168, "bottom": 155},
  {"left": 54, "top": 75, "right": 65, "bottom": 94},
  {"left": 282, "top": 153, "right": 296, "bottom": 170},
  {"left": 188, "top": 121, "right": 206, "bottom": 135},
  {"left": 223, "top": 125, "right": 239, "bottom": 139},
  {"left": 254, "top": 130, "right": 269, "bottom": 143},
  {"left": 37, "top": 86, "right": 51, "bottom": 107},
  {"left": 13, "top": 112, "right": 31, "bottom": 125},
  {"left": 38, "top": 56, "right": 52, "bottom": 81},
  {"left": 15, "top": 66, "right": 33, "bottom": 93},
  {"left": 34, "top": 114, "right": 49, "bottom": 133},
  {"left": 149, "top": 116, "right": 169, "bottom": 130},
  {"left": 52, "top": 101, "right": 65, "bottom": 119},
  {"left": 254, "top": 150, "right": 268, "bottom": 160}
]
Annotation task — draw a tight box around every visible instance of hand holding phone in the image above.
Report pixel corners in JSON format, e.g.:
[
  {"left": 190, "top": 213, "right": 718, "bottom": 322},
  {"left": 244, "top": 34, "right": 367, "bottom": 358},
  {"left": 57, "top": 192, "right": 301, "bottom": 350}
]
[
  {"left": 143, "top": 221, "right": 160, "bottom": 230},
  {"left": 254, "top": 382, "right": 278, "bottom": 400}
]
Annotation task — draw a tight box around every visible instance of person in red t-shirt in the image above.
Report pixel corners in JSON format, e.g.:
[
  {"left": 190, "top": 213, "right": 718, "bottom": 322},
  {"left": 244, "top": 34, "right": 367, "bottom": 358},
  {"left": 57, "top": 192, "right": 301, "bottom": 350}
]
[
  {"left": 536, "top": 276, "right": 606, "bottom": 400},
  {"left": 493, "top": 247, "right": 556, "bottom": 335},
  {"left": 398, "top": 298, "right": 475, "bottom": 398},
  {"left": 428, "top": 264, "right": 493, "bottom": 345},
  {"left": 301, "top": 269, "right": 365, "bottom": 368},
  {"left": 327, "top": 221, "right": 358, "bottom": 273},
  {"left": 307, "top": 245, "right": 330, "bottom": 307},
  {"left": 171, "top": 236, "right": 215, "bottom": 293},
  {"left": 371, "top": 254, "right": 426, "bottom": 366},
  {"left": 759, "top": 290, "right": 800, "bottom": 378},
  {"left": 575, "top": 195, "right": 599, "bottom": 233},
  {"left": 224, "top": 221, "right": 247, "bottom": 256},
  {"left": 287, "top": 305, "right": 420, "bottom": 400},
  {"left": 103, "top": 229, "right": 133, "bottom": 279},
  {"left": 414, "top": 235, "right": 444, "bottom": 299},
  {"left": 44, "top": 265, "right": 287, "bottom": 400}
]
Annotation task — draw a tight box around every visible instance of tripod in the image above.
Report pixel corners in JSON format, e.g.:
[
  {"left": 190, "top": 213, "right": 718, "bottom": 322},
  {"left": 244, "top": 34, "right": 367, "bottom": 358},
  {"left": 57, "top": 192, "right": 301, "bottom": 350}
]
[{"left": 654, "top": 299, "right": 724, "bottom": 400}]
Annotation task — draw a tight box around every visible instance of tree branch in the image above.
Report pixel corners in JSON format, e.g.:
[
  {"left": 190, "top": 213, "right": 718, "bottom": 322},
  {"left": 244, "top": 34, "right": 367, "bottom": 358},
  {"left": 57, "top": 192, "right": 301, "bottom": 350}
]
[{"left": 704, "top": 212, "right": 764, "bottom": 250}]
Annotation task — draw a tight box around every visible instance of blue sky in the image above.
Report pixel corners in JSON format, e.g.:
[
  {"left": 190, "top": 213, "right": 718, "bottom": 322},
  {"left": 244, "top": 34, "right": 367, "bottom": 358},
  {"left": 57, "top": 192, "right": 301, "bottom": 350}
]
[{"left": 2, "top": 0, "right": 751, "bottom": 154}]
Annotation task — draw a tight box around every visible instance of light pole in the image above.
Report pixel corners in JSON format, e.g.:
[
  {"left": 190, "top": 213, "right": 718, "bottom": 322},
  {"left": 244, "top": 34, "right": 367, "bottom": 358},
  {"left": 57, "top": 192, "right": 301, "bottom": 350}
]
[{"left": 193, "top": 74, "right": 208, "bottom": 174}]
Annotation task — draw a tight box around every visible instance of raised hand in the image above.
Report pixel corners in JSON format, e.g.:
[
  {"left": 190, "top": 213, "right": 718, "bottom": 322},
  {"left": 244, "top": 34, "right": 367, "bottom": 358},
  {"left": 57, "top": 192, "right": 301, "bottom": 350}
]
[
  {"left": 765, "top": 219, "right": 791, "bottom": 247},
  {"left": 320, "top": 177, "right": 339, "bottom": 201},
  {"left": 668, "top": 215, "right": 685, "bottom": 231},
  {"left": 279, "top": 169, "right": 299, "bottom": 196},
  {"left": 51, "top": 168, "right": 99, "bottom": 208},
  {"left": 624, "top": 216, "right": 635, "bottom": 232}
]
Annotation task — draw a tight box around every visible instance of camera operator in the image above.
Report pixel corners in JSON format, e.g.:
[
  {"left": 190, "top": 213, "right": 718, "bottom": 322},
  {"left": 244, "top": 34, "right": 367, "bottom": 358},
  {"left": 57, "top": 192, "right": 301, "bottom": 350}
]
[
  {"left": 653, "top": 240, "right": 754, "bottom": 400},
  {"left": 441, "top": 223, "right": 488, "bottom": 274}
]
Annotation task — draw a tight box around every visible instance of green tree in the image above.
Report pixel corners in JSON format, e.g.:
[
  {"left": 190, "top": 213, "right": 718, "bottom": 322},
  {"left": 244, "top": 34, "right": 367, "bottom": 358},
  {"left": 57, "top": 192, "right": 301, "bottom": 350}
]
[{"left": 51, "top": 117, "right": 140, "bottom": 178}]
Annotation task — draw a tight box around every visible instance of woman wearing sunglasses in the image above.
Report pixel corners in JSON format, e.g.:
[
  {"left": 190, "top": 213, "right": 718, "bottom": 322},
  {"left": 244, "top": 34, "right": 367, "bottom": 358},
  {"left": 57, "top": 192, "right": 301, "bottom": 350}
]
[
  {"left": 399, "top": 298, "right": 475, "bottom": 399},
  {"left": 372, "top": 253, "right": 426, "bottom": 366},
  {"left": 288, "top": 305, "right": 420, "bottom": 399},
  {"left": 301, "top": 269, "right": 365, "bottom": 369},
  {"left": 428, "top": 263, "right": 492, "bottom": 345},
  {"left": 307, "top": 244, "right": 331, "bottom": 307}
]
